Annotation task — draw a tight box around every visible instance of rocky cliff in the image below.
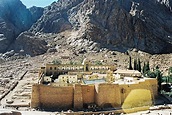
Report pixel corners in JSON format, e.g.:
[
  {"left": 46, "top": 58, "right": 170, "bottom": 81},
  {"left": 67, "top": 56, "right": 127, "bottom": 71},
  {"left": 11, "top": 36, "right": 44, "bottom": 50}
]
[
  {"left": 0, "top": 0, "right": 43, "bottom": 53},
  {"left": 30, "top": 0, "right": 172, "bottom": 54},
  {"left": 8, "top": 32, "right": 48, "bottom": 56}
]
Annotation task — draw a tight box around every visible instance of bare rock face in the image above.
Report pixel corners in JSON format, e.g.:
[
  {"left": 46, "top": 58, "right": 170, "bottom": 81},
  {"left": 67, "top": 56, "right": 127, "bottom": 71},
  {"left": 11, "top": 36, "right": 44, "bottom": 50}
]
[
  {"left": 0, "top": 0, "right": 33, "bottom": 31},
  {"left": 30, "top": 0, "right": 84, "bottom": 33},
  {"left": 30, "top": 0, "right": 172, "bottom": 54},
  {"left": 0, "top": 18, "right": 18, "bottom": 52},
  {"left": 9, "top": 32, "right": 48, "bottom": 56},
  {"left": 0, "top": 0, "right": 43, "bottom": 53},
  {"left": 29, "top": 6, "right": 44, "bottom": 23}
]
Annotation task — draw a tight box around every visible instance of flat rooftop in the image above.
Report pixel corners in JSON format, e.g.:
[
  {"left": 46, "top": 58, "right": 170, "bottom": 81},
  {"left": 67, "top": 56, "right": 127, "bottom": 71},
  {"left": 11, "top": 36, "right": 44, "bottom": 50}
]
[
  {"left": 83, "top": 77, "right": 155, "bottom": 85},
  {"left": 83, "top": 79, "right": 106, "bottom": 84}
]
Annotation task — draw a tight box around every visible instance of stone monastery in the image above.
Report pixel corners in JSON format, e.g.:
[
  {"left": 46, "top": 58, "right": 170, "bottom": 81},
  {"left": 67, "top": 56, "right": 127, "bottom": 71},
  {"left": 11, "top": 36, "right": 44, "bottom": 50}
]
[{"left": 31, "top": 59, "right": 158, "bottom": 112}]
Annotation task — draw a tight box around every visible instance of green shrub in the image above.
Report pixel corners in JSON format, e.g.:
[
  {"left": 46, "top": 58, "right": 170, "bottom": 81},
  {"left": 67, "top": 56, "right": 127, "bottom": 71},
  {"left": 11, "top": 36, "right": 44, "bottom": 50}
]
[
  {"left": 95, "top": 60, "right": 102, "bottom": 65},
  {"left": 52, "top": 59, "right": 61, "bottom": 64}
]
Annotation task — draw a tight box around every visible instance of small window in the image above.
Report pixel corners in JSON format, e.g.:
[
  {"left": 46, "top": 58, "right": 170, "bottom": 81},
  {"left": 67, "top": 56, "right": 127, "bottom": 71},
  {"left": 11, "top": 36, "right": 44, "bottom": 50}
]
[
  {"left": 50, "top": 67, "right": 52, "bottom": 70},
  {"left": 54, "top": 67, "right": 56, "bottom": 70},
  {"left": 121, "top": 88, "right": 125, "bottom": 93}
]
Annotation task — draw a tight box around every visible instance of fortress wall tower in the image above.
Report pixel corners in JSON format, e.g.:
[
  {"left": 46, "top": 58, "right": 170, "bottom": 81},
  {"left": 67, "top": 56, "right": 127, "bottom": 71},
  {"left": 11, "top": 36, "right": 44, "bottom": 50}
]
[
  {"left": 144, "top": 79, "right": 158, "bottom": 98},
  {"left": 119, "top": 78, "right": 158, "bottom": 109},
  {"left": 73, "top": 84, "right": 83, "bottom": 109},
  {"left": 95, "top": 84, "right": 121, "bottom": 108},
  {"left": 81, "top": 85, "right": 95, "bottom": 104},
  {"left": 31, "top": 84, "right": 40, "bottom": 108},
  {"left": 119, "top": 84, "right": 151, "bottom": 109}
]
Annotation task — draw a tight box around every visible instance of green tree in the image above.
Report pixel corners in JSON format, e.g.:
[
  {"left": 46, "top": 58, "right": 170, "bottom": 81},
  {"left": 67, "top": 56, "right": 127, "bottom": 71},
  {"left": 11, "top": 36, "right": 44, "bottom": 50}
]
[
  {"left": 137, "top": 58, "right": 141, "bottom": 72},
  {"left": 145, "top": 62, "right": 150, "bottom": 72},
  {"left": 147, "top": 71, "right": 156, "bottom": 78},
  {"left": 168, "top": 67, "right": 172, "bottom": 76},
  {"left": 95, "top": 60, "right": 103, "bottom": 65},
  {"left": 52, "top": 59, "right": 61, "bottom": 65},
  {"left": 134, "top": 59, "right": 137, "bottom": 70},
  {"left": 168, "top": 67, "right": 172, "bottom": 74},
  {"left": 167, "top": 67, "right": 172, "bottom": 83},
  {"left": 70, "top": 61, "right": 74, "bottom": 65},
  {"left": 142, "top": 62, "right": 146, "bottom": 73},
  {"left": 80, "top": 58, "right": 84, "bottom": 64},
  {"left": 155, "top": 67, "right": 162, "bottom": 92},
  {"left": 155, "top": 65, "right": 159, "bottom": 70},
  {"left": 142, "top": 61, "right": 151, "bottom": 77},
  {"left": 128, "top": 56, "right": 133, "bottom": 70}
]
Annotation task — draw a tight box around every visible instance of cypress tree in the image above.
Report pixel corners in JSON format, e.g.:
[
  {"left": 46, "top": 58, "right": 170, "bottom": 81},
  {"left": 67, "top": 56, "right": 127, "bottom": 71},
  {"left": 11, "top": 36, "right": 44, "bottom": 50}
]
[
  {"left": 142, "top": 62, "right": 146, "bottom": 74},
  {"left": 155, "top": 68, "right": 162, "bottom": 92},
  {"left": 129, "top": 56, "right": 133, "bottom": 70},
  {"left": 168, "top": 67, "right": 172, "bottom": 76},
  {"left": 134, "top": 59, "right": 137, "bottom": 70},
  {"left": 168, "top": 67, "right": 172, "bottom": 83},
  {"left": 145, "top": 61, "right": 150, "bottom": 72},
  {"left": 137, "top": 58, "right": 141, "bottom": 72}
]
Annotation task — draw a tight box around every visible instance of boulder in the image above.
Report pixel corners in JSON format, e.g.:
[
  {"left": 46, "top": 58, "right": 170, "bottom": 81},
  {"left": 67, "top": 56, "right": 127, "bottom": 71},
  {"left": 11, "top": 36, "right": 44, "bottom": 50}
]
[{"left": 47, "top": 48, "right": 57, "bottom": 53}]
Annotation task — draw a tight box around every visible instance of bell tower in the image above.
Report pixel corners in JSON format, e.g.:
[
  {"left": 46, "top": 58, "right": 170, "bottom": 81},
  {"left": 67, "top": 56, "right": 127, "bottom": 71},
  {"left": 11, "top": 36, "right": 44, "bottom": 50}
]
[{"left": 82, "top": 58, "right": 90, "bottom": 72}]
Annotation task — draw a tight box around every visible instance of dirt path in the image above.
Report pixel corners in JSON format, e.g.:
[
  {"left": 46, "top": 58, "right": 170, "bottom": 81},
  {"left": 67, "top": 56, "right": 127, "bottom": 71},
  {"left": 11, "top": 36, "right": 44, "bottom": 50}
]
[{"left": 0, "top": 70, "right": 38, "bottom": 110}]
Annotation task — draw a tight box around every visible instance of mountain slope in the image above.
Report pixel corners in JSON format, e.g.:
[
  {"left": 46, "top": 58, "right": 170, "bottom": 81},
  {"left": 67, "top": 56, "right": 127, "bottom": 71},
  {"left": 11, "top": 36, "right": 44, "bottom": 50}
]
[
  {"left": 0, "top": 0, "right": 43, "bottom": 53},
  {"left": 30, "top": 0, "right": 172, "bottom": 54}
]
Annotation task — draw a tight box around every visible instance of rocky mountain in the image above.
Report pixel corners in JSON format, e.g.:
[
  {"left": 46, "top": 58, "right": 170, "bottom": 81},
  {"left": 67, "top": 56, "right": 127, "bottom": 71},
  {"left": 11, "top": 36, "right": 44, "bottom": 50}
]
[
  {"left": 29, "top": 6, "right": 44, "bottom": 24},
  {"left": 8, "top": 32, "right": 48, "bottom": 56},
  {"left": 0, "top": 0, "right": 43, "bottom": 53},
  {"left": 0, "top": 0, "right": 172, "bottom": 57},
  {"left": 30, "top": 0, "right": 172, "bottom": 54}
]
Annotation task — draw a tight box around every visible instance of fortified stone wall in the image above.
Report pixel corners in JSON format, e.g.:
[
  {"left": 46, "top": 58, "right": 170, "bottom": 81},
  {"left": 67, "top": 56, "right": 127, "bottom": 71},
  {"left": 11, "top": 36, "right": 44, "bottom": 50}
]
[
  {"left": 93, "top": 78, "right": 157, "bottom": 109},
  {"left": 73, "top": 84, "right": 83, "bottom": 109},
  {"left": 145, "top": 79, "right": 158, "bottom": 97},
  {"left": 81, "top": 85, "right": 95, "bottom": 104},
  {"left": 31, "top": 84, "right": 40, "bottom": 108},
  {"left": 73, "top": 84, "right": 95, "bottom": 109},
  {"left": 31, "top": 79, "right": 157, "bottom": 110},
  {"left": 95, "top": 84, "right": 121, "bottom": 108},
  {"left": 119, "top": 78, "right": 158, "bottom": 109},
  {"left": 31, "top": 84, "right": 74, "bottom": 109}
]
